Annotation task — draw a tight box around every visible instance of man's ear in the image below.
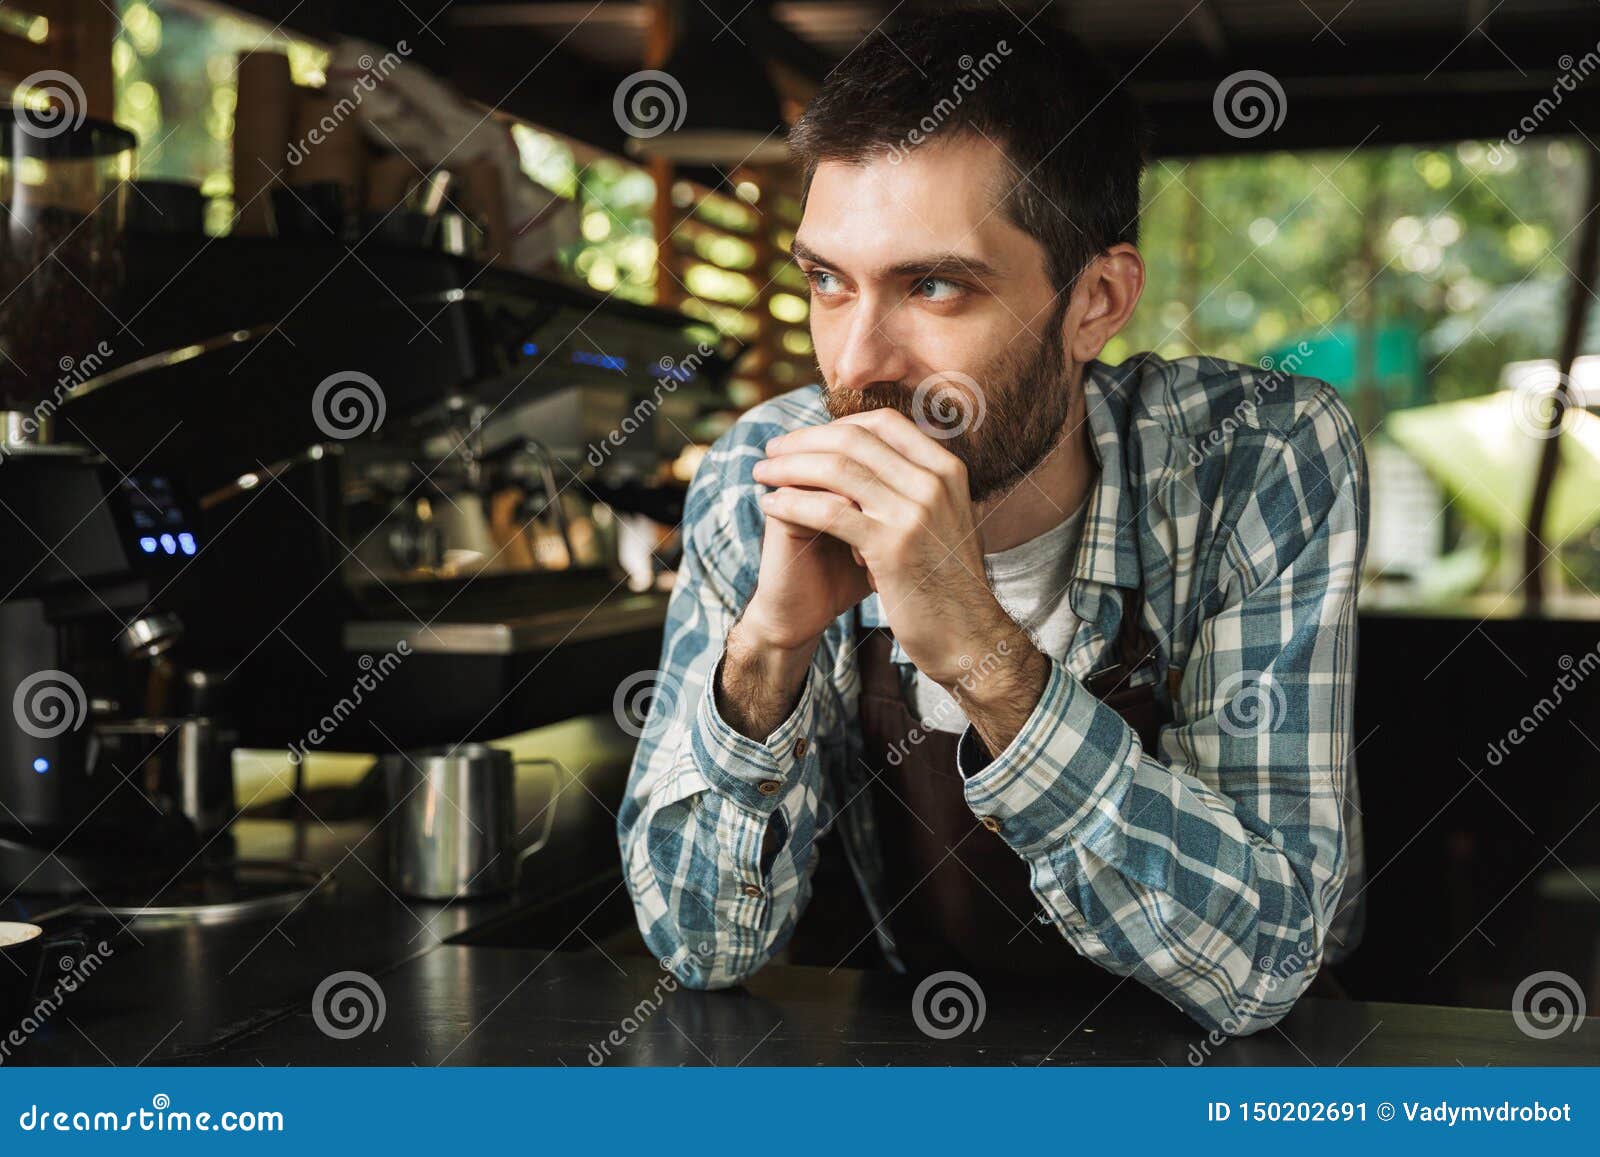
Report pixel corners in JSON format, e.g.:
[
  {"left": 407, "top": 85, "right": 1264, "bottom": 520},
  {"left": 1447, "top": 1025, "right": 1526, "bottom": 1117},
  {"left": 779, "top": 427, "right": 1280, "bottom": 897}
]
[{"left": 1064, "top": 243, "right": 1145, "bottom": 363}]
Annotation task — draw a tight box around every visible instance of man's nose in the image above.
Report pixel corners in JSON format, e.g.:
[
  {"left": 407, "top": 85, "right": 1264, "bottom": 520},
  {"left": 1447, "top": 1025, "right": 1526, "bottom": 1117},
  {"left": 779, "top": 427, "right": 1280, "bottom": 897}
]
[{"left": 827, "top": 300, "right": 910, "bottom": 394}]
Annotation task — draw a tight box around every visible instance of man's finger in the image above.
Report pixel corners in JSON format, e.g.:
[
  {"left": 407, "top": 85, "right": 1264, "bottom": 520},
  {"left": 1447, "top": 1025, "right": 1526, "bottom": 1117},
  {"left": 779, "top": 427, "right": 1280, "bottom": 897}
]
[
  {"left": 765, "top": 421, "right": 938, "bottom": 501},
  {"left": 753, "top": 452, "right": 906, "bottom": 516},
  {"left": 758, "top": 486, "right": 872, "bottom": 546},
  {"left": 830, "top": 408, "right": 968, "bottom": 491}
]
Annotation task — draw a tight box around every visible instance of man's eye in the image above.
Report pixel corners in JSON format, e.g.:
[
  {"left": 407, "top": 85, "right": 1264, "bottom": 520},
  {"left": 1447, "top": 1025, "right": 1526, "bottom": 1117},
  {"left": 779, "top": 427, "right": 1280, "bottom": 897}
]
[
  {"left": 914, "top": 277, "right": 963, "bottom": 302},
  {"left": 806, "top": 269, "right": 842, "bottom": 295}
]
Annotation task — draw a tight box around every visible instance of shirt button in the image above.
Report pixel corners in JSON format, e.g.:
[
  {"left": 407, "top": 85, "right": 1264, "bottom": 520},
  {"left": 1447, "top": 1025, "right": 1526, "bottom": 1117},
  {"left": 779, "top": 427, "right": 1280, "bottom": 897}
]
[
  {"left": 757, "top": 779, "right": 781, "bottom": 796},
  {"left": 980, "top": 816, "right": 1002, "bottom": 833},
  {"left": 741, "top": 883, "right": 764, "bottom": 899},
  {"left": 792, "top": 738, "right": 808, "bottom": 758}
]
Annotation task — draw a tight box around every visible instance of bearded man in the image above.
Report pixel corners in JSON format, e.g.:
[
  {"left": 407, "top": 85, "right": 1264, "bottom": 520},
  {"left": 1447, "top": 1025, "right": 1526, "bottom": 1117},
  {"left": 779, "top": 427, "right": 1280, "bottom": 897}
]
[{"left": 618, "top": 7, "right": 1368, "bottom": 1035}]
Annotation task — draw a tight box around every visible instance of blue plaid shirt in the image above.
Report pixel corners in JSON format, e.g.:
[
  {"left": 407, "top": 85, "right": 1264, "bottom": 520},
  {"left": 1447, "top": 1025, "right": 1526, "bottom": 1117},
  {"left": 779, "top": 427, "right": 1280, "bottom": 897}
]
[{"left": 619, "top": 352, "right": 1369, "bottom": 1035}]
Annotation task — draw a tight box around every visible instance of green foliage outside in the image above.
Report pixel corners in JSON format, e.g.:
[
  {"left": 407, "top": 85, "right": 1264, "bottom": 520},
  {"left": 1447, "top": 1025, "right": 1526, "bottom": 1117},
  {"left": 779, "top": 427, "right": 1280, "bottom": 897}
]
[{"left": 1110, "top": 141, "right": 1588, "bottom": 423}]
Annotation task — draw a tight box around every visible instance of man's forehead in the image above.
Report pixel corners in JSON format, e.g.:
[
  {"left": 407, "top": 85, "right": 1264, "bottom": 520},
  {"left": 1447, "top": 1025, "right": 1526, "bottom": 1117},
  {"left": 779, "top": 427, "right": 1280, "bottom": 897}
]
[{"left": 797, "top": 136, "right": 1024, "bottom": 266}]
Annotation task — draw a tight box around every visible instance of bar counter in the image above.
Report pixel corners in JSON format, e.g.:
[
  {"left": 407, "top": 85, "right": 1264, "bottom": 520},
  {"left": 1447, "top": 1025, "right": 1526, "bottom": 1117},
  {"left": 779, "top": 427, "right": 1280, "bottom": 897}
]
[{"left": 4, "top": 719, "right": 1595, "bottom": 1068}]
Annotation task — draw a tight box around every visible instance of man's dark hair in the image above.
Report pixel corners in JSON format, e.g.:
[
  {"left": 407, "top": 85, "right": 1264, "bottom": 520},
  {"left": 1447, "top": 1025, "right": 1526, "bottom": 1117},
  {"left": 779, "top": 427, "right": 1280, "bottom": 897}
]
[{"left": 789, "top": 7, "right": 1146, "bottom": 294}]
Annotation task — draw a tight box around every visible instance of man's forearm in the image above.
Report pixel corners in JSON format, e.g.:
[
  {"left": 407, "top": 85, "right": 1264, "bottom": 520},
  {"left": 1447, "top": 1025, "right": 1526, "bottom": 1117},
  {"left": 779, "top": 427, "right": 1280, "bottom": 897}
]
[{"left": 716, "top": 615, "right": 818, "bottom": 741}]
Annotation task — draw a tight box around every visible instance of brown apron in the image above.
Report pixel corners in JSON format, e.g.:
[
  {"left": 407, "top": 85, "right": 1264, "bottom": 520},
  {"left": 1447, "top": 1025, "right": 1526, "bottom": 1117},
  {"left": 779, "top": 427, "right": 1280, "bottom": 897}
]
[
  {"left": 785, "top": 589, "right": 1169, "bottom": 975},
  {"left": 785, "top": 589, "right": 1351, "bottom": 999},
  {"left": 854, "top": 590, "right": 1168, "bottom": 979}
]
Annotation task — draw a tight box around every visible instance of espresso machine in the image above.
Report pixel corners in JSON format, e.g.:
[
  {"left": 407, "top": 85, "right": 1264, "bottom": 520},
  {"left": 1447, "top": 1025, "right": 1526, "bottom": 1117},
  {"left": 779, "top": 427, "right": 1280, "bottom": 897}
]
[
  {"left": 57, "top": 212, "right": 737, "bottom": 756},
  {"left": 3, "top": 100, "right": 737, "bottom": 900}
]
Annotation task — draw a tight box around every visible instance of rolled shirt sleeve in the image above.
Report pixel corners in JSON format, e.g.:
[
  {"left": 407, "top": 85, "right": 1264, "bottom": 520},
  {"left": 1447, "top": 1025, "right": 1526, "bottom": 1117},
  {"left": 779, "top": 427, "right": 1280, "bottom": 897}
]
[
  {"left": 618, "top": 396, "right": 834, "bottom": 989},
  {"left": 954, "top": 384, "right": 1367, "bottom": 1035}
]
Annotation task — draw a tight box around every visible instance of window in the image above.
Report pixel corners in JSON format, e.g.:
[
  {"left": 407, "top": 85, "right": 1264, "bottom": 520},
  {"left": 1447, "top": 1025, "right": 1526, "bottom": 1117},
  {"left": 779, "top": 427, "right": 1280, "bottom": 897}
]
[
  {"left": 1115, "top": 142, "right": 1593, "bottom": 606},
  {"left": 114, "top": 0, "right": 327, "bottom": 235}
]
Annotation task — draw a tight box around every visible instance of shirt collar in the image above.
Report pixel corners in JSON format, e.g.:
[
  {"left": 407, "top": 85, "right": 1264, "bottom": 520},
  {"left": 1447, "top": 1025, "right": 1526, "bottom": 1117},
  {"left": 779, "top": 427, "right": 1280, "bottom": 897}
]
[{"left": 1071, "top": 357, "right": 1143, "bottom": 591}]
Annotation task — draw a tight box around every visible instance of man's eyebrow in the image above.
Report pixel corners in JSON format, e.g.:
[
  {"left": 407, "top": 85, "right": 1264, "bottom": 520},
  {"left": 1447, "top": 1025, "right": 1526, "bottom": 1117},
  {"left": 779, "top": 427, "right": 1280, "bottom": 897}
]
[
  {"left": 791, "top": 238, "right": 1003, "bottom": 281},
  {"left": 789, "top": 238, "right": 831, "bottom": 267},
  {"left": 885, "top": 253, "right": 1004, "bottom": 280}
]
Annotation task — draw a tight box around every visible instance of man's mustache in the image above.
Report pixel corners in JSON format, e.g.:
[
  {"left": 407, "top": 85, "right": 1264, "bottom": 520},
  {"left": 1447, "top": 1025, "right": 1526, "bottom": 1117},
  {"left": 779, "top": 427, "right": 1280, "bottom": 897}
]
[
  {"left": 825, "top": 382, "right": 915, "bottom": 412},
  {"left": 822, "top": 383, "right": 921, "bottom": 419}
]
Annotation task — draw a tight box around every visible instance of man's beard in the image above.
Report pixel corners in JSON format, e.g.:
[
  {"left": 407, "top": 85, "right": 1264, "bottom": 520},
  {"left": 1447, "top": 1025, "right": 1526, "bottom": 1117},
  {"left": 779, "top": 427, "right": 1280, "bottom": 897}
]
[{"left": 821, "top": 306, "right": 1075, "bottom": 504}]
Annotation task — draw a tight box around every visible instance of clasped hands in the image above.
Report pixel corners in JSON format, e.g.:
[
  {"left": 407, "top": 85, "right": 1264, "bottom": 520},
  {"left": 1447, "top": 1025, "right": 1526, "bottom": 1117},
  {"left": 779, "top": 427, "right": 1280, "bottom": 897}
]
[{"left": 734, "top": 407, "right": 1048, "bottom": 755}]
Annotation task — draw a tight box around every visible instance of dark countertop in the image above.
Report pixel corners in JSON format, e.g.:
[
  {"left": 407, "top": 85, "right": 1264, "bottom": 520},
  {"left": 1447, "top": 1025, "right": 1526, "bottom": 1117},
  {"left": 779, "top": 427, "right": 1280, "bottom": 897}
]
[
  {"left": 2, "top": 716, "right": 636, "bottom": 1066},
  {"left": 5, "top": 717, "right": 1597, "bottom": 1067},
  {"left": 201, "top": 944, "right": 1600, "bottom": 1067}
]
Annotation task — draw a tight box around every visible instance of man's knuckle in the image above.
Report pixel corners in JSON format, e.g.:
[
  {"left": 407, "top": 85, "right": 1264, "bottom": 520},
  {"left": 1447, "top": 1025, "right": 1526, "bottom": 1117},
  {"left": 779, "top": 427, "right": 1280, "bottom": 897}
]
[
  {"left": 844, "top": 458, "right": 875, "bottom": 486},
  {"left": 843, "top": 426, "right": 887, "bottom": 461}
]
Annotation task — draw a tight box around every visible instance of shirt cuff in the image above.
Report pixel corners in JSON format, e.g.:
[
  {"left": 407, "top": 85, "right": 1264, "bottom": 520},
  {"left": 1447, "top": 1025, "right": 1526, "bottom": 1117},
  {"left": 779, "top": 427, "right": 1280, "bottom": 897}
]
[
  {"left": 956, "top": 657, "right": 1137, "bottom": 855},
  {"left": 692, "top": 649, "right": 817, "bottom": 813}
]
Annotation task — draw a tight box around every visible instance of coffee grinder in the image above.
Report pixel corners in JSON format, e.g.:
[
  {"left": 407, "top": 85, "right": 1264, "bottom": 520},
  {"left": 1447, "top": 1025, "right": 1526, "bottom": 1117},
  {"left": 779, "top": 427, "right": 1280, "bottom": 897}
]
[{"left": 0, "top": 106, "right": 204, "bottom": 894}]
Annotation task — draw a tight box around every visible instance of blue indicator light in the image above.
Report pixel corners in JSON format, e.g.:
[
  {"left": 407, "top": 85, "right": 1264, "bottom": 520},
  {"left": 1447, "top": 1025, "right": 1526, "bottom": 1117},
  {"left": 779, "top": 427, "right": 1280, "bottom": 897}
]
[
  {"left": 521, "top": 341, "right": 540, "bottom": 356},
  {"left": 159, "top": 533, "right": 177, "bottom": 555},
  {"left": 139, "top": 536, "right": 158, "bottom": 554},
  {"left": 178, "top": 532, "right": 197, "bottom": 555},
  {"left": 570, "top": 350, "right": 626, "bottom": 372},
  {"left": 32, "top": 758, "right": 48, "bottom": 774}
]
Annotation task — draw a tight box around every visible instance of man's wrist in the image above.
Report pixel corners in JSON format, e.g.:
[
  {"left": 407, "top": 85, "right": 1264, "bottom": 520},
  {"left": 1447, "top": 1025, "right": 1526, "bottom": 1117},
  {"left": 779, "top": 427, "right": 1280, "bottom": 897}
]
[
  {"left": 942, "top": 613, "right": 1049, "bottom": 756},
  {"left": 727, "top": 613, "right": 817, "bottom": 694},
  {"left": 948, "top": 629, "right": 1048, "bottom": 712},
  {"left": 716, "top": 612, "right": 819, "bottom": 741},
  {"left": 736, "top": 595, "right": 826, "bottom": 655}
]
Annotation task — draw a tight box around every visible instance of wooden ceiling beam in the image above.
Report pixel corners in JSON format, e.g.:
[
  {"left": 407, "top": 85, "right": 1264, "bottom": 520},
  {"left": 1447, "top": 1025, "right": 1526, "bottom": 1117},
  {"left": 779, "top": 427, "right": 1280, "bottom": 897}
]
[
  {"left": 1191, "top": 0, "right": 1229, "bottom": 59},
  {"left": 1143, "top": 82, "right": 1600, "bottom": 157}
]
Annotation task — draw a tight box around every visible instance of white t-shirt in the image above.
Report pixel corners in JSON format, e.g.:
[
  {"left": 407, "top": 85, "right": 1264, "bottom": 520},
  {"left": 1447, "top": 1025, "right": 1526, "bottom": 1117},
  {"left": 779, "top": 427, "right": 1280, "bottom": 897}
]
[{"left": 908, "top": 493, "right": 1091, "bottom": 733}]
